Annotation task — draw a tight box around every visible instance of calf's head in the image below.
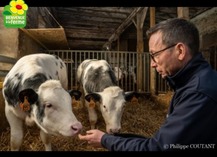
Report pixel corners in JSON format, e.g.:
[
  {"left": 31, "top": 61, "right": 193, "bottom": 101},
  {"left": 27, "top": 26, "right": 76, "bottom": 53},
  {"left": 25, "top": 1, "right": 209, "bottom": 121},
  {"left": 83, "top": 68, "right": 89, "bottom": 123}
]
[
  {"left": 85, "top": 86, "right": 138, "bottom": 134},
  {"left": 19, "top": 80, "right": 82, "bottom": 136}
]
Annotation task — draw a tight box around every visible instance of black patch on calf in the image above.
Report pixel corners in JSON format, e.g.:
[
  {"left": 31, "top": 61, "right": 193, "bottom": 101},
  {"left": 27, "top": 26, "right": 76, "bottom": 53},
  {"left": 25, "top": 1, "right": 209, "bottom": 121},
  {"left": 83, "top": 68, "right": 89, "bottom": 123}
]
[
  {"left": 23, "top": 73, "right": 47, "bottom": 90},
  {"left": 54, "top": 55, "right": 64, "bottom": 69},
  {"left": 54, "top": 55, "right": 59, "bottom": 60},
  {"left": 3, "top": 73, "right": 23, "bottom": 105},
  {"left": 84, "top": 66, "right": 117, "bottom": 93},
  {"left": 60, "top": 61, "right": 64, "bottom": 69},
  {"left": 3, "top": 73, "right": 47, "bottom": 106},
  {"left": 36, "top": 100, "right": 45, "bottom": 123},
  {"left": 15, "top": 73, "right": 22, "bottom": 80},
  {"left": 108, "top": 69, "right": 118, "bottom": 84}
]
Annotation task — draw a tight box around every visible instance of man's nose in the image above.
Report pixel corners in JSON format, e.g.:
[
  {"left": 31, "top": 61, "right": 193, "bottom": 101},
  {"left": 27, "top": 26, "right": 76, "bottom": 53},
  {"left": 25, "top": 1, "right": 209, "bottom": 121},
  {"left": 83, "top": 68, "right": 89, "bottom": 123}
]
[{"left": 150, "top": 59, "right": 157, "bottom": 68}]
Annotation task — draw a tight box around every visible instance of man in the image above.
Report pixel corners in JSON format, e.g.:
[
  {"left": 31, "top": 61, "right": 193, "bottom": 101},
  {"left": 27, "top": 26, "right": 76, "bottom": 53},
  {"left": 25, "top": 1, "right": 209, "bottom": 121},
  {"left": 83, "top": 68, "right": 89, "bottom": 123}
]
[{"left": 78, "top": 18, "right": 217, "bottom": 151}]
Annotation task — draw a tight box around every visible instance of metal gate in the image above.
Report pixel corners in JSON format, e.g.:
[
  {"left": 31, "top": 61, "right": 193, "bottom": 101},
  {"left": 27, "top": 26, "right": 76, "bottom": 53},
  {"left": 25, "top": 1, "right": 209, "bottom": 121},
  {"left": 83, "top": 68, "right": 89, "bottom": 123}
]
[
  {"left": 44, "top": 50, "right": 151, "bottom": 93},
  {"left": 1, "top": 48, "right": 216, "bottom": 94},
  {"left": 41, "top": 48, "right": 217, "bottom": 94}
]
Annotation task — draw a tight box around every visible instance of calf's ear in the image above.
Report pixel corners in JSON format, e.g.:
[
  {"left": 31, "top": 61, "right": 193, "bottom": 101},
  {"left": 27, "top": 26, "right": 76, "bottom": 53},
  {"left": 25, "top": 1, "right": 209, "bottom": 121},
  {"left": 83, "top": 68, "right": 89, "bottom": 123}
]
[
  {"left": 19, "top": 88, "right": 38, "bottom": 104},
  {"left": 124, "top": 91, "right": 136, "bottom": 101},
  {"left": 68, "top": 90, "right": 82, "bottom": 100},
  {"left": 124, "top": 91, "right": 141, "bottom": 105},
  {"left": 85, "top": 93, "right": 101, "bottom": 102},
  {"left": 85, "top": 93, "right": 101, "bottom": 108}
]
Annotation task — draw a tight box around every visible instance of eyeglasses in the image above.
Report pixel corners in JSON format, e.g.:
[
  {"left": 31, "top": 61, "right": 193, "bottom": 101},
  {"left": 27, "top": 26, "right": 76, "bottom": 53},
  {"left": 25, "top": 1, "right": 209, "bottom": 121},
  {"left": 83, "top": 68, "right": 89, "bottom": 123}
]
[{"left": 149, "top": 43, "right": 177, "bottom": 63}]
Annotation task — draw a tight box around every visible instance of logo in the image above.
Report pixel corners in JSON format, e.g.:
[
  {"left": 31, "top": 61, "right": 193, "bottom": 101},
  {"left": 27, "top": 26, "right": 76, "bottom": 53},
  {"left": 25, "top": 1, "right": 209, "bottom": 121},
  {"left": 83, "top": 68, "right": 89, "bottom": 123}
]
[{"left": 2, "top": 0, "right": 28, "bottom": 28}]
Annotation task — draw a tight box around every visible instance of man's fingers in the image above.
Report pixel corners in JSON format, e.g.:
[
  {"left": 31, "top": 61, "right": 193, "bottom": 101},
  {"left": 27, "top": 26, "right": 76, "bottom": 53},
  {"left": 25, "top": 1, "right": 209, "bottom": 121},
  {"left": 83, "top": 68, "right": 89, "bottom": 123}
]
[
  {"left": 86, "top": 130, "right": 94, "bottom": 134},
  {"left": 78, "top": 134, "right": 88, "bottom": 140}
]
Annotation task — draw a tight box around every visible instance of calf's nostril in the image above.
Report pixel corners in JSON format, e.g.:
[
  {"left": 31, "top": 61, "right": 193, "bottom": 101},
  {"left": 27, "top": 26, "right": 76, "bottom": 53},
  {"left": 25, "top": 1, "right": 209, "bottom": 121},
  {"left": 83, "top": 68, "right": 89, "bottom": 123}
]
[
  {"left": 71, "top": 122, "right": 83, "bottom": 132},
  {"left": 71, "top": 126, "right": 78, "bottom": 131}
]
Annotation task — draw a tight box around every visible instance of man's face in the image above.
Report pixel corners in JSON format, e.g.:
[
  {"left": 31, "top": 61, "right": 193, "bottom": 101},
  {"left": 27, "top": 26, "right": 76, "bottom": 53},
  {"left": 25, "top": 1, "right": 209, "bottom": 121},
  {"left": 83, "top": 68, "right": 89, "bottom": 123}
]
[{"left": 148, "top": 32, "right": 181, "bottom": 79}]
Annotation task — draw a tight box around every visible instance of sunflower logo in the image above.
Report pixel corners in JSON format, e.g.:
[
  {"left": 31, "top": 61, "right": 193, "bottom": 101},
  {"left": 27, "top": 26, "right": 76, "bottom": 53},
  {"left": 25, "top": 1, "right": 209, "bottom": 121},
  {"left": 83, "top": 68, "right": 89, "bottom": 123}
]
[
  {"left": 2, "top": 0, "right": 28, "bottom": 28},
  {"left": 3, "top": 0, "right": 28, "bottom": 16}
]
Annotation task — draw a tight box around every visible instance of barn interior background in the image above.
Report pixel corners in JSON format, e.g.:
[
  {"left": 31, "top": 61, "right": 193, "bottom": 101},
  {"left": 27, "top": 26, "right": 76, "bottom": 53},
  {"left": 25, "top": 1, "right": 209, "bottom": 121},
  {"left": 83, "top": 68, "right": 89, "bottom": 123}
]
[{"left": 0, "top": 7, "right": 217, "bottom": 151}]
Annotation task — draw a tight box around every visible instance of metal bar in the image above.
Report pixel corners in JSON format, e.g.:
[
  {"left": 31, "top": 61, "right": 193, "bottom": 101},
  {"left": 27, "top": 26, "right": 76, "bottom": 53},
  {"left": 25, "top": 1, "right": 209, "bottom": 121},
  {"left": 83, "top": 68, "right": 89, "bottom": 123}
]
[{"left": 0, "top": 55, "right": 17, "bottom": 64}]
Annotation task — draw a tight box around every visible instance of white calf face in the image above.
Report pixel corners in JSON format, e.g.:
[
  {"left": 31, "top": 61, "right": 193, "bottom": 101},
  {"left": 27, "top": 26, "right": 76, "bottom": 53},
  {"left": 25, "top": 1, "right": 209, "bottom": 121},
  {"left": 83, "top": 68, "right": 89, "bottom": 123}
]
[
  {"left": 99, "top": 86, "right": 126, "bottom": 133},
  {"left": 34, "top": 80, "right": 82, "bottom": 136}
]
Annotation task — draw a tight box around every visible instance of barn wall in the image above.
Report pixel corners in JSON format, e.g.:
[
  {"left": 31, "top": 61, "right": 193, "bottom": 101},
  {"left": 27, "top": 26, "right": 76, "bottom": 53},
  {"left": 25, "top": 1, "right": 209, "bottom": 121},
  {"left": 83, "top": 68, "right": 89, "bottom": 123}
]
[
  {"left": 0, "top": 7, "right": 19, "bottom": 64},
  {"left": 18, "top": 30, "right": 44, "bottom": 57},
  {"left": 119, "top": 39, "right": 128, "bottom": 51},
  {"left": 0, "top": 7, "right": 44, "bottom": 67},
  {"left": 19, "top": 8, "right": 49, "bottom": 57},
  {"left": 191, "top": 7, "right": 217, "bottom": 50},
  {"left": 0, "top": 7, "right": 45, "bottom": 132}
]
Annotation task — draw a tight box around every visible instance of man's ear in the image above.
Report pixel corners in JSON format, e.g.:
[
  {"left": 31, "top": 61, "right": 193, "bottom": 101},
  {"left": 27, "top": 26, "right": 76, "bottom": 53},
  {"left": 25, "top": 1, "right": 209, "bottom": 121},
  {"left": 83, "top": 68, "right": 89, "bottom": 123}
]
[{"left": 177, "top": 43, "right": 186, "bottom": 60}]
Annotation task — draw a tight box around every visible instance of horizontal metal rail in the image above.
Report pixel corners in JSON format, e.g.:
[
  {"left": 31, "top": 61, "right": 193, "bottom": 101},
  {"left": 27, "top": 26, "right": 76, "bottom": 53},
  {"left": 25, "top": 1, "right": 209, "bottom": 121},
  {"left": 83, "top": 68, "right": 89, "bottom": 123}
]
[
  {"left": 0, "top": 55, "right": 17, "bottom": 64},
  {"left": 0, "top": 55, "right": 17, "bottom": 89}
]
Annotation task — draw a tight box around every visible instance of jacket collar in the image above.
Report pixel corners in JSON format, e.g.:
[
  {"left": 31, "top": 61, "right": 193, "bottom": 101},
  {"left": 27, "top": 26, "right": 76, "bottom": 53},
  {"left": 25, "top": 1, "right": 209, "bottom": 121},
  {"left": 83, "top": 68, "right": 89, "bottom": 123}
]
[{"left": 166, "top": 53, "right": 208, "bottom": 90}]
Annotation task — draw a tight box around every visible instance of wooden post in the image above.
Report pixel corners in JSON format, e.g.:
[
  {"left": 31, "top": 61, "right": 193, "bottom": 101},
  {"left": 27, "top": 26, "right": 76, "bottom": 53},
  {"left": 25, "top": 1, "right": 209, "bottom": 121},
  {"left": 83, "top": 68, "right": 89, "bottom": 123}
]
[
  {"left": 136, "top": 8, "right": 148, "bottom": 92},
  {"left": 149, "top": 7, "right": 157, "bottom": 95},
  {"left": 177, "top": 7, "right": 189, "bottom": 20},
  {"left": 137, "top": 13, "right": 143, "bottom": 92}
]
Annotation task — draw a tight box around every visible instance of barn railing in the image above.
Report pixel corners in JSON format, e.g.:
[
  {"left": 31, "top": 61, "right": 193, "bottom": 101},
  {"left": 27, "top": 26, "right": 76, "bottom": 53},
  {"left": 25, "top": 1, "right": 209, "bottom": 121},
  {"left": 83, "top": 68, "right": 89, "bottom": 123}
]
[
  {"left": 44, "top": 49, "right": 217, "bottom": 94},
  {"left": 0, "top": 55, "right": 17, "bottom": 89},
  {"left": 44, "top": 50, "right": 152, "bottom": 93},
  {"left": 1, "top": 47, "right": 216, "bottom": 93}
]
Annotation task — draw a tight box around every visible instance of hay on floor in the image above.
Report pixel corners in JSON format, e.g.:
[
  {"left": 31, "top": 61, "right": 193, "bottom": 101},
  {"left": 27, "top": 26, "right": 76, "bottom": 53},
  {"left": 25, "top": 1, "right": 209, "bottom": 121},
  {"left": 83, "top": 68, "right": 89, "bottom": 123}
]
[{"left": 0, "top": 95, "right": 167, "bottom": 151}]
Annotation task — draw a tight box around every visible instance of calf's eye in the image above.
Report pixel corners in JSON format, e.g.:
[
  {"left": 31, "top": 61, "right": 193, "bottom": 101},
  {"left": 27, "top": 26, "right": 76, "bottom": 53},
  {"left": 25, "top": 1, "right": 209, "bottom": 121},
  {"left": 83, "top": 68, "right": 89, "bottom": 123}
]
[{"left": 46, "top": 103, "right": 52, "bottom": 108}]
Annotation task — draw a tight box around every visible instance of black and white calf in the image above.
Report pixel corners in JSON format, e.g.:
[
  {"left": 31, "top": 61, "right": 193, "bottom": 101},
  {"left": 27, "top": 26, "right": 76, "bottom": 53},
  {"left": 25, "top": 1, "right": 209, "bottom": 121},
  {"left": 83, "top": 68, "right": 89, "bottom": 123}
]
[
  {"left": 2, "top": 53, "right": 82, "bottom": 151},
  {"left": 77, "top": 59, "right": 139, "bottom": 134}
]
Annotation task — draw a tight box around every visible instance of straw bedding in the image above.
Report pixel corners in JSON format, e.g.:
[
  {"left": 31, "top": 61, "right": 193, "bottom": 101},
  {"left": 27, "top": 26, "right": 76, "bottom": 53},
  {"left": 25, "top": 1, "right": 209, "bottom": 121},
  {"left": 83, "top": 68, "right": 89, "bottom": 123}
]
[{"left": 0, "top": 94, "right": 168, "bottom": 151}]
